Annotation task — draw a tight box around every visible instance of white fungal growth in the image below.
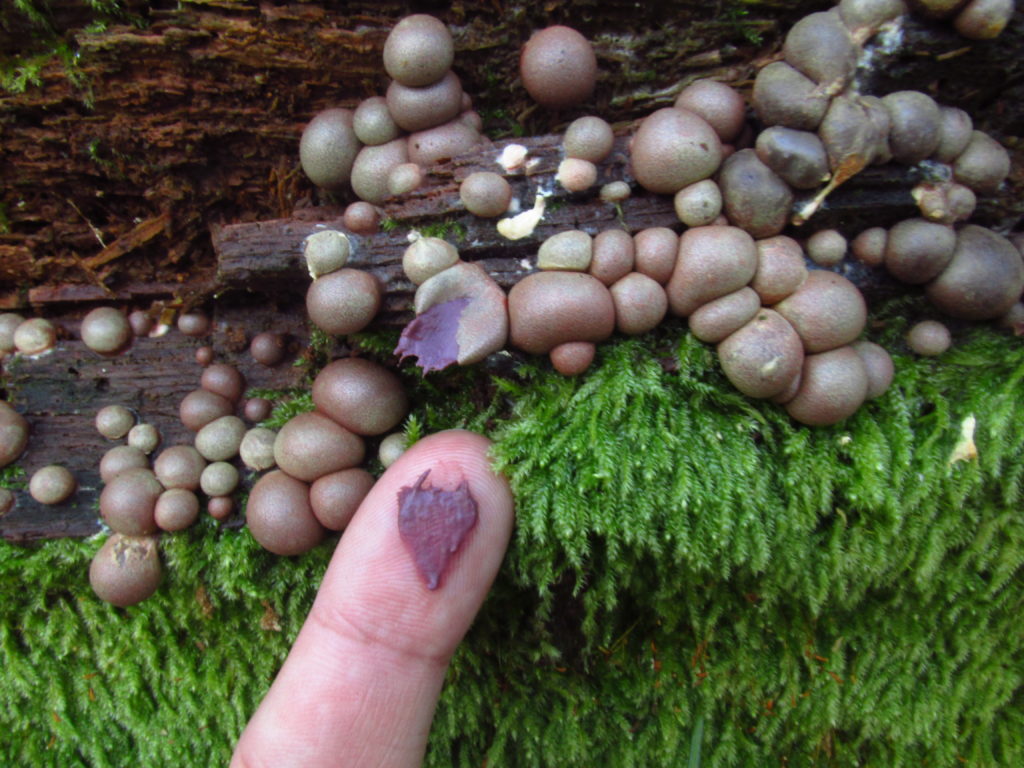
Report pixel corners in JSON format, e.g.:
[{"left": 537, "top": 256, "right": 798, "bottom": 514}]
[
  {"left": 949, "top": 414, "right": 978, "bottom": 464},
  {"left": 852, "top": 18, "right": 905, "bottom": 92},
  {"left": 497, "top": 193, "right": 547, "bottom": 241},
  {"left": 303, "top": 229, "right": 351, "bottom": 280},
  {"left": 497, "top": 144, "right": 528, "bottom": 172}
]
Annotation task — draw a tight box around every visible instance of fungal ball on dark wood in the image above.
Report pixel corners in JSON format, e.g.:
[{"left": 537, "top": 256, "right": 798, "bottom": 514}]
[
  {"left": 383, "top": 14, "right": 454, "bottom": 87},
  {"left": 29, "top": 465, "right": 76, "bottom": 505},
  {"left": 273, "top": 411, "right": 365, "bottom": 482},
  {"left": 783, "top": 10, "right": 857, "bottom": 93},
  {"left": 881, "top": 90, "right": 941, "bottom": 165},
  {"left": 751, "top": 236, "right": 808, "bottom": 304},
  {"left": 953, "top": 0, "right": 1014, "bottom": 39},
  {"left": 99, "top": 445, "right": 149, "bottom": 483},
  {"left": 884, "top": 218, "right": 956, "bottom": 284},
  {"left": 754, "top": 126, "right": 829, "bottom": 190},
  {"left": 718, "top": 149, "right": 793, "bottom": 239},
  {"left": 96, "top": 405, "right": 135, "bottom": 440},
  {"left": 306, "top": 268, "right": 382, "bottom": 336},
  {"left": 519, "top": 25, "right": 597, "bottom": 109},
  {"left": 127, "top": 310, "right": 154, "bottom": 337},
  {"left": 402, "top": 237, "right": 459, "bottom": 285},
  {"left": 952, "top": 131, "right": 1011, "bottom": 194},
  {"left": 752, "top": 61, "right": 830, "bottom": 131},
  {"left": 610, "top": 273, "right": 668, "bottom": 335},
  {"left": 386, "top": 71, "right": 463, "bottom": 133},
  {"left": 406, "top": 119, "right": 481, "bottom": 165},
  {"left": 806, "top": 230, "right": 847, "bottom": 267},
  {"left": 925, "top": 225, "right": 1024, "bottom": 320},
  {"left": 538, "top": 230, "right": 593, "bottom": 271},
  {"left": 851, "top": 227, "right": 888, "bottom": 267},
  {"left": 630, "top": 107, "right": 723, "bottom": 194},
  {"left": 154, "top": 445, "right": 206, "bottom": 491},
  {"left": 549, "top": 341, "right": 597, "bottom": 376},
  {"left": 556, "top": 159, "right": 598, "bottom": 193},
  {"left": 127, "top": 423, "right": 160, "bottom": 454},
  {"left": 0, "top": 401, "right": 28, "bottom": 468},
  {"left": 299, "top": 108, "right": 360, "bottom": 191},
  {"left": 563, "top": 116, "right": 614, "bottom": 162},
  {"left": 14, "top": 317, "right": 57, "bottom": 355},
  {"left": 303, "top": 229, "right": 350, "bottom": 279},
  {"left": 352, "top": 96, "right": 401, "bottom": 146},
  {"left": 673, "top": 79, "right": 746, "bottom": 143},
  {"left": 666, "top": 225, "right": 758, "bottom": 317},
  {"left": 179, "top": 389, "right": 233, "bottom": 432},
  {"left": 907, "top": 320, "right": 952, "bottom": 356},
  {"left": 309, "top": 468, "right": 375, "bottom": 531},
  {"left": 200, "top": 363, "right": 245, "bottom": 404},
  {"left": 246, "top": 470, "right": 325, "bottom": 556},
  {"left": 177, "top": 311, "right": 210, "bottom": 338},
  {"left": 89, "top": 533, "right": 162, "bottom": 607},
  {"left": 343, "top": 202, "right": 380, "bottom": 235},
  {"left": 154, "top": 488, "right": 200, "bottom": 532},
  {"left": 351, "top": 139, "right": 410, "bottom": 205},
  {"left": 932, "top": 106, "right": 973, "bottom": 164},
  {"left": 250, "top": 332, "right": 287, "bottom": 367},
  {"left": 194, "top": 346, "right": 214, "bottom": 366},
  {"left": 99, "top": 467, "right": 163, "bottom": 535},
  {"left": 195, "top": 415, "right": 246, "bottom": 462},
  {"left": 312, "top": 358, "right": 409, "bottom": 437},
  {"left": 460, "top": 172, "right": 512, "bottom": 218},
  {"left": 838, "top": 0, "right": 908, "bottom": 41},
  {"left": 81, "top": 307, "right": 131, "bottom": 355}
]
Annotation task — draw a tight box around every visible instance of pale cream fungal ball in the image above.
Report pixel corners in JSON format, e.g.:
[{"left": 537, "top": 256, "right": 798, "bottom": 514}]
[
  {"left": 556, "top": 158, "right": 598, "bottom": 193},
  {"left": 29, "top": 465, "right": 76, "bottom": 505},
  {"left": 806, "top": 230, "right": 847, "bottom": 267},
  {"left": 459, "top": 172, "right": 512, "bottom": 217},
  {"left": 402, "top": 237, "right": 460, "bottom": 285},
  {"left": 299, "top": 108, "right": 360, "bottom": 191},
  {"left": 127, "top": 423, "right": 160, "bottom": 454},
  {"left": 304, "top": 230, "right": 350, "bottom": 279},
  {"left": 96, "top": 405, "right": 135, "bottom": 440},
  {"left": 383, "top": 14, "right": 454, "bottom": 87},
  {"left": 14, "top": 318, "right": 57, "bottom": 355},
  {"left": 563, "top": 116, "right": 614, "bottom": 163},
  {"left": 378, "top": 433, "right": 407, "bottom": 468},
  {"left": 80, "top": 307, "right": 131, "bottom": 355},
  {"left": 674, "top": 179, "right": 722, "bottom": 227},
  {"left": 907, "top": 320, "right": 951, "bottom": 356}
]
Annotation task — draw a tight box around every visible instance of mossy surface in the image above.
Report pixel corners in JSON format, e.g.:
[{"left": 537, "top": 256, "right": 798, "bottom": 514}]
[{"left": 2, "top": 317, "right": 1023, "bottom": 766}]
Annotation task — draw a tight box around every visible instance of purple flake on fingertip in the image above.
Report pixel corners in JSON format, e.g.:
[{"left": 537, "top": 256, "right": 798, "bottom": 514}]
[
  {"left": 397, "top": 470, "right": 478, "bottom": 590},
  {"left": 395, "top": 297, "right": 471, "bottom": 373}
]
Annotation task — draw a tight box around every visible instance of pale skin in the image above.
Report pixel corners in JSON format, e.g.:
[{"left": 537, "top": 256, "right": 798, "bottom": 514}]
[{"left": 231, "top": 429, "right": 515, "bottom": 768}]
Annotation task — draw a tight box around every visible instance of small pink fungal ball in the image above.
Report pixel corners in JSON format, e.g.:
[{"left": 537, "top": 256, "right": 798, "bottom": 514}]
[
  {"left": 343, "top": 202, "right": 381, "bottom": 235},
  {"left": 520, "top": 26, "right": 597, "bottom": 109},
  {"left": 907, "top": 320, "right": 951, "bottom": 356},
  {"left": 556, "top": 158, "right": 598, "bottom": 193}
]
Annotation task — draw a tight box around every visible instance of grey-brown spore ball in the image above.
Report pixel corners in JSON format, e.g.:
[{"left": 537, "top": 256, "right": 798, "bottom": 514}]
[
  {"left": 932, "top": 106, "right": 973, "bottom": 164},
  {"left": 176, "top": 311, "right": 210, "bottom": 338},
  {"left": 667, "top": 225, "right": 758, "bottom": 317},
  {"left": 99, "top": 445, "right": 149, "bottom": 483},
  {"left": 273, "top": 411, "right": 365, "bottom": 482},
  {"left": 838, "top": 0, "right": 908, "bottom": 41},
  {"left": 952, "top": 131, "right": 1011, "bottom": 194},
  {"left": 508, "top": 272, "right": 615, "bottom": 354},
  {"left": 29, "top": 465, "right": 76, "bottom": 505},
  {"left": 0, "top": 312, "right": 25, "bottom": 354},
  {"left": 245, "top": 470, "right": 325, "bottom": 556},
  {"left": 312, "top": 358, "right": 409, "bottom": 436},
  {"left": 386, "top": 71, "right": 463, "bottom": 133},
  {"left": 406, "top": 119, "right": 481, "bottom": 165},
  {"left": 0, "top": 401, "right": 28, "bottom": 468},
  {"left": 309, "top": 467, "right": 375, "bottom": 531},
  {"left": 884, "top": 218, "right": 956, "bottom": 284},
  {"left": 306, "top": 268, "right": 382, "bottom": 336},
  {"left": 688, "top": 287, "right": 761, "bottom": 344},
  {"left": 13, "top": 317, "right": 57, "bottom": 355},
  {"left": 244, "top": 398, "right": 273, "bottom": 423},
  {"left": 351, "top": 139, "right": 410, "bottom": 205},
  {"left": 718, "top": 149, "right": 794, "bottom": 239},
  {"left": 240, "top": 426, "right": 277, "bottom": 471},
  {"left": 383, "top": 14, "right": 454, "bottom": 87},
  {"left": 99, "top": 467, "right": 163, "bottom": 535},
  {"left": 925, "top": 225, "right": 1024, "bottom": 320},
  {"left": 342, "top": 202, "right": 380, "bottom": 235},
  {"left": 563, "top": 116, "right": 615, "bottom": 163},
  {"left": 299, "top": 108, "right": 360, "bottom": 191},
  {"left": 754, "top": 126, "right": 829, "bottom": 190},
  {"left": 783, "top": 10, "right": 857, "bottom": 92},
  {"left": 851, "top": 340, "right": 895, "bottom": 400},
  {"left": 460, "top": 172, "right": 512, "bottom": 218},
  {"left": 752, "top": 236, "right": 808, "bottom": 304},
  {"left": 520, "top": 25, "right": 597, "bottom": 109},
  {"left": 907, "top": 320, "right": 952, "bottom": 356},
  {"left": 774, "top": 271, "right": 867, "bottom": 353},
  {"left": 402, "top": 237, "right": 460, "bottom": 285},
  {"left": 378, "top": 433, "right": 406, "bottom": 469},
  {"left": 953, "top": 0, "right": 1014, "bottom": 40},
  {"left": 806, "top": 230, "right": 847, "bottom": 267},
  {"left": 128, "top": 310, "right": 154, "bottom": 338},
  {"left": 81, "top": 307, "right": 131, "bottom": 355},
  {"left": 882, "top": 91, "right": 941, "bottom": 165},
  {"left": 303, "top": 229, "right": 350, "bottom": 279},
  {"left": 352, "top": 96, "right": 401, "bottom": 146},
  {"left": 785, "top": 346, "right": 869, "bottom": 426},
  {"left": 610, "top": 273, "right": 668, "bottom": 335},
  {"left": 673, "top": 79, "right": 746, "bottom": 143},
  {"left": 630, "top": 107, "right": 723, "bottom": 194},
  {"left": 208, "top": 496, "right": 234, "bottom": 522},
  {"left": 0, "top": 487, "right": 15, "bottom": 517},
  {"left": 852, "top": 227, "right": 888, "bottom": 267},
  {"left": 154, "top": 489, "right": 200, "bottom": 532},
  {"left": 153, "top": 445, "right": 206, "bottom": 491},
  {"left": 717, "top": 309, "right": 805, "bottom": 399},
  {"left": 179, "top": 389, "right": 233, "bottom": 432},
  {"left": 200, "top": 461, "right": 240, "bottom": 497},
  {"left": 195, "top": 415, "right": 246, "bottom": 462},
  {"left": 96, "top": 405, "right": 135, "bottom": 440},
  {"left": 250, "top": 332, "right": 287, "bottom": 367},
  {"left": 127, "top": 423, "right": 160, "bottom": 455},
  {"left": 89, "top": 534, "right": 162, "bottom": 607},
  {"left": 201, "top": 363, "right": 245, "bottom": 404},
  {"left": 752, "top": 61, "right": 830, "bottom": 131}
]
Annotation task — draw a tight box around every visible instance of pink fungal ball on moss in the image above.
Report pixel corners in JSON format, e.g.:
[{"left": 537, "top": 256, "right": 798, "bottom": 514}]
[{"left": 520, "top": 26, "right": 597, "bottom": 109}]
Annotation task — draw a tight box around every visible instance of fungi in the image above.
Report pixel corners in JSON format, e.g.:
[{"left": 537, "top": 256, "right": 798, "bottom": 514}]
[
  {"left": 460, "top": 172, "right": 513, "bottom": 217},
  {"left": 273, "top": 411, "right": 365, "bottom": 482},
  {"left": 89, "top": 534, "right": 161, "bottom": 607},
  {"left": 718, "top": 149, "right": 793, "bottom": 238},
  {"left": 953, "top": 0, "right": 1014, "bottom": 39},
  {"left": 752, "top": 61, "right": 830, "bottom": 131},
  {"left": 126, "top": 424, "right": 160, "bottom": 454},
  {"left": 925, "top": 225, "right": 1024, "bottom": 320},
  {"left": 312, "top": 358, "right": 409, "bottom": 436},
  {"left": 303, "top": 229, "right": 350, "bottom": 279},
  {"left": 952, "top": 130, "right": 1011, "bottom": 194},
  {"left": 407, "top": 119, "right": 481, "bottom": 165},
  {"left": 154, "top": 489, "right": 200, "bottom": 532},
  {"left": 246, "top": 470, "right": 325, "bottom": 556},
  {"left": 784, "top": 346, "right": 869, "bottom": 426},
  {"left": 549, "top": 341, "right": 597, "bottom": 376},
  {"left": 309, "top": 468, "right": 375, "bottom": 531},
  {"left": 200, "top": 461, "right": 240, "bottom": 497},
  {"left": 29, "top": 465, "right": 76, "bottom": 505},
  {"left": 774, "top": 271, "right": 867, "bottom": 353},
  {"left": 673, "top": 180, "right": 723, "bottom": 227},
  {"left": 667, "top": 225, "right": 758, "bottom": 317},
  {"left": 194, "top": 415, "right": 246, "bottom": 462},
  {"left": 96, "top": 405, "right": 135, "bottom": 440},
  {"left": 200, "top": 363, "right": 245, "bottom": 404},
  {"left": 673, "top": 79, "right": 746, "bottom": 143},
  {"left": 688, "top": 287, "right": 762, "bottom": 344},
  {"left": 378, "top": 433, "right": 407, "bottom": 469},
  {"left": 342, "top": 202, "right": 381, "bottom": 235},
  {"left": 240, "top": 427, "right": 277, "bottom": 471},
  {"left": 590, "top": 230, "right": 635, "bottom": 286},
  {"left": 177, "top": 311, "right": 210, "bottom": 338},
  {"left": 754, "top": 126, "right": 830, "bottom": 190},
  {"left": 299, "top": 108, "right": 360, "bottom": 191},
  {"left": 884, "top": 218, "right": 956, "bottom": 283},
  {"left": 306, "top": 268, "right": 382, "bottom": 336},
  {"left": 80, "top": 307, "right": 131, "bottom": 355},
  {"left": 403, "top": 237, "right": 460, "bottom": 285},
  {"left": 153, "top": 445, "right": 206, "bottom": 491},
  {"left": 208, "top": 496, "right": 234, "bottom": 521},
  {"left": 508, "top": 271, "right": 615, "bottom": 354},
  {"left": 563, "top": 116, "right": 614, "bottom": 162},
  {"left": 751, "top": 236, "right": 808, "bottom": 304},
  {"left": 128, "top": 310, "right": 154, "bottom": 337},
  {"left": 179, "top": 389, "right": 233, "bottom": 432},
  {"left": 633, "top": 228, "right": 679, "bottom": 285},
  {"left": 99, "top": 467, "right": 163, "bottom": 535},
  {"left": 556, "top": 158, "right": 598, "bottom": 193},
  {"left": 0, "top": 402, "right": 29, "bottom": 469},
  {"left": 907, "top": 319, "right": 952, "bottom": 356},
  {"left": 194, "top": 346, "right": 214, "bottom": 366},
  {"left": 243, "top": 398, "right": 273, "bottom": 423},
  {"left": 717, "top": 310, "right": 805, "bottom": 399},
  {"left": 610, "top": 273, "right": 668, "bottom": 336},
  {"left": 783, "top": 10, "right": 857, "bottom": 94},
  {"left": 250, "top": 331, "right": 287, "bottom": 367},
  {"left": 351, "top": 138, "right": 410, "bottom": 204},
  {"left": 519, "top": 26, "right": 597, "bottom": 109},
  {"left": 99, "top": 445, "right": 149, "bottom": 483},
  {"left": 13, "top": 317, "right": 56, "bottom": 355},
  {"left": 882, "top": 90, "right": 942, "bottom": 165},
  {"left": 851, "top": 227, "right": 888, "bottom": 267},
  {"left": 538, "top": 230, "right": 593, "bottom": 271},
  {"left": 630, "top": 107, "right": 723, "bottom": 194},
  {"left": 387, "top": 162, "right": 425, "bottom": 196},
  {"left": 932, "top": 106, "right": 973, "bottom": 163},
  {"left": 352, "top": 96, "right": 401, "bottom": 146},
  {"left": 851, "top": 340, "right": 895, "bottom": 399},
  {"left": 383, "top": 14, "right": 454, "bottom": 87},
  {"left": 386, "top": 71, "right": 464, "bottom": 133},
  {"left": 806, "top": 229, "right": 848, "bottom": 267},
  {"left": 0, "top": 313, "right": 24, "bottom": 354}
]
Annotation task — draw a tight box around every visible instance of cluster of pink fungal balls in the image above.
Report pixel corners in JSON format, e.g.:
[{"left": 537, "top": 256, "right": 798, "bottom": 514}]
[{"left": 293, "top": 3, "right": 1021, "bottom": 428}]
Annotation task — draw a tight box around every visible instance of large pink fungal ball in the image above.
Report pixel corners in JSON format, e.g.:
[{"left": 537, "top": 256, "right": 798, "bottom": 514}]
[{"left": 520, "top": 26, "right": 597, "bottom": 109}]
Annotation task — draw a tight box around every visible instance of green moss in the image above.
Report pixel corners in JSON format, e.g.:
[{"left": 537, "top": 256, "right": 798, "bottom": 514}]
[{"left": 2, "top": 319, "right": 1023, "bottom": 766}]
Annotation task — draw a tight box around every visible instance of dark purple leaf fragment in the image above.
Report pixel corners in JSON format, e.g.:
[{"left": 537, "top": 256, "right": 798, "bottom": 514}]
[
  {"left": 395, "top": 297, "right": 471, "bottom": 373},
  {"left": 397, "top": 469, "right": 478, "bottom": 590}
]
